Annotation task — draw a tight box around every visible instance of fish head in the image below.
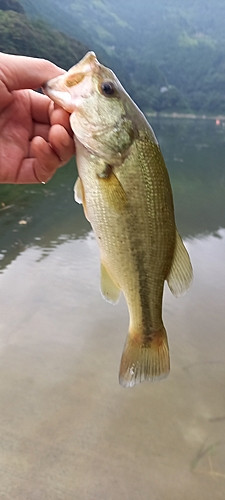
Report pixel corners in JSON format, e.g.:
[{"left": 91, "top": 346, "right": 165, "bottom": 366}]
[{"left": 43, "top": 51, "right": 139, "bottom": 164}]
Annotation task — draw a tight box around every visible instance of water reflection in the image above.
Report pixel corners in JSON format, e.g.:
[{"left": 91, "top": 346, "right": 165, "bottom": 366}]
[
  {"left": 0, "top": 161, "right": 90, "bottom": 272},
  {"left": 0, "top": 227, "right": 224, "bottom": 498},
  {"left": 152, "top": 117, "right": 225, "bottom": 237},
  {"left": 0, "top": 118, "right": 225, "bottom": 273},
  {"left": 0, "top": 118, "right": 225, "bottom": 498}
]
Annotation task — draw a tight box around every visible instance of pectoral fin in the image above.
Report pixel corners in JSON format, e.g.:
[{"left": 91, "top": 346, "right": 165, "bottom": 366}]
[
  {"left": 97, "top": 164, "right": 128, "bottom": 212},
  {"left": 74, "top": 176, "right": 83, "bottom": 204},
  {"left": 100, "top": 261, "right": 121, "bottom": 304},
  {"left": 167, "top": 230, "right": 193, "bottom": 297},
  {"left": 73, "top": 176, "right": 89, "bottom": 221}
]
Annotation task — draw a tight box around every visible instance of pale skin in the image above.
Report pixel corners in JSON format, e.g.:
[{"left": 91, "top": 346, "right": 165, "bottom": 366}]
[{"left": 0, "top": 52, "right": 75, "bottom": 183}]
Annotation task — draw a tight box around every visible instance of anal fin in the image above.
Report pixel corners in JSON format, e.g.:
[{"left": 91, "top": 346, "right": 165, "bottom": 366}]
[{"left": 100, "top": 261, "right": 121, "bottom": 304}]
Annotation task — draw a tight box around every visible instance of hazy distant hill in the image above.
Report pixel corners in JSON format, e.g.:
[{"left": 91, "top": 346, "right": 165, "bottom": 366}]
[{"left": 8, "top": 0, "right": 225, "bottom": 113}]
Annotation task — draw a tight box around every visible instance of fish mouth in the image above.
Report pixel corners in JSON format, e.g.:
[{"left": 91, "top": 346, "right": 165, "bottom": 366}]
[
  {"left": 66, "top": 51, "right": 98, "bottom": 79},
  {"left": 42, "top": 51, "right": 99, "bottom": 112}
]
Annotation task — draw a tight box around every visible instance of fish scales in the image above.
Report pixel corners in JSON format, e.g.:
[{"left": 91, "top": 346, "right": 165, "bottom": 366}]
[
  {"left": 79, "top": 139, "right": 172, "bottom": 333},
  {"left": 43, "top": 51, "right": 193, "bottom": 387}
]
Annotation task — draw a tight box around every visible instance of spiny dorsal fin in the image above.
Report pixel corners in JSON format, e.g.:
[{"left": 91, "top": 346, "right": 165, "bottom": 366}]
[
  {"left": 100, "top": 261, "right": 121, "bottom": 304},
  {"left": 167, "top": 230, "right": 193, "bottom": 297}
]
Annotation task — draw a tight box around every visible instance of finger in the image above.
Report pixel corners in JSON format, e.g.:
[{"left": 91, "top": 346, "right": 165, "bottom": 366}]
[
  {"left": 50, "top": 105, "right": 73, "bottom": 136},
  {"left": 31, "top": 136, "right": 64, "bottom": 182},
  {"left": 30, "top": 89, "right": 53, "bottom": 124},
  {"left": 33, "top": 123, "right": 50, "bottom": 141},
  {"left": 6, "top": 132, "right": 75, "bottom": 184},
  {"left": 30, "top": 91, "right": 73, "bottom": 141},
  {"left": 14, "top": 157, "right": 58, "bottom": 184},
  {"left": 14, "top": 137, "right": 60, "bottom": 183},
  {"left": 0, "top": 52, "right": 65, "bottom": 92},
  {"left": 48, "top": 124, "right": 75, "bottom": 163}
]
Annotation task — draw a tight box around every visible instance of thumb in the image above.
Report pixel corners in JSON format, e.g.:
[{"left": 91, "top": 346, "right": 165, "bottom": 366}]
[{"left": 0, "top": 52, "right": 65, "bottom": 91}]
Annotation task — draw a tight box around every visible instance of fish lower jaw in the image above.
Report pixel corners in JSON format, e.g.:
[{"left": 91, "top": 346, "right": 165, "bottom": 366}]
[{"left": 44, "top": 87, "right": 74, "bottom": 113}]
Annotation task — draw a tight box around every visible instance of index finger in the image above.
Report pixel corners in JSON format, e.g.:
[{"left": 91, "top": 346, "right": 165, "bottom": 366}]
[{"left": 0, "top": 52, "right": 65, "bottom": 91}]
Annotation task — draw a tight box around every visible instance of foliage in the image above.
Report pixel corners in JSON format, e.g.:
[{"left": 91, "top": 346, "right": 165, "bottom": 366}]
[
  {"left": 4, "top": 0, "right": 225, "bottom": 114},
  {"left": 0, "top": 0, "right": 24, "bottom": 14},
  {"left": 0, "top": 4, "right": 88, "bottom": 69}
]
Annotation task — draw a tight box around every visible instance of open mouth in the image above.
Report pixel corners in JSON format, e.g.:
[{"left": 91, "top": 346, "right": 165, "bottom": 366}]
[{"left": 42, "top": 51, "right": 99, "bottom": 112}]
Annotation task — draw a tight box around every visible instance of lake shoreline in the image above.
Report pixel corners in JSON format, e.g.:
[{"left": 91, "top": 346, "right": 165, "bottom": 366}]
[{"left": 146, "top": 111, "right": 225, "bottom": 121}]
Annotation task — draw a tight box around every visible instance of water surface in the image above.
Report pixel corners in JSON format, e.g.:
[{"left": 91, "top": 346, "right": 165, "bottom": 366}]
[{"left": 0, "top": 118, "right": 225, "bottom": 499}]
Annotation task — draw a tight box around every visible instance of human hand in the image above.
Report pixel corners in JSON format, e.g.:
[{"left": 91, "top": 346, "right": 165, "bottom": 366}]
[{"left": 0, "top": 52, "right": 75, "bottom": 184}]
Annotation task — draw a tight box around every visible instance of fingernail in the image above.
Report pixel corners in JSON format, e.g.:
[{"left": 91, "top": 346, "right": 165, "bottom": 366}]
[{"left": 61, "top": 133, "right": 71, "bottom": 148}]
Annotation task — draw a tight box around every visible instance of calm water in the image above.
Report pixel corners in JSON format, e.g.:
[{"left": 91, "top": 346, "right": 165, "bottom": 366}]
[{"left": 0, "top": 118, "right": 225, "bottom": 499}]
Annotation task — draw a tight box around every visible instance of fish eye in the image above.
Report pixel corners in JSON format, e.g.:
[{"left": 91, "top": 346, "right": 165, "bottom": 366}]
[{"left": 101, "top": 81, "right": 115, "bottom": 96}]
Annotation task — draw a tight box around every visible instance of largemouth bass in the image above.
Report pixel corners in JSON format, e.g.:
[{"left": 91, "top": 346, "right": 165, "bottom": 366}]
[{"left": 43, "top": 52, "right": 193, "bottom": 388}]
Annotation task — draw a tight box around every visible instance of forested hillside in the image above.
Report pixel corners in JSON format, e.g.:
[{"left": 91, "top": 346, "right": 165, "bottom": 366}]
[
  {"left": 2, "top": 0, "right": 225, "bottom": 114},
  {"left": 0, "top": 0, "right": 88, "bottom": 69}
]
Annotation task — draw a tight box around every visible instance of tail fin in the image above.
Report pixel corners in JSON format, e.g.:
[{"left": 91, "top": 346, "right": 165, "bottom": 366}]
[{"left": 119, "top": 327, "right": 170, "bottom": 388}]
